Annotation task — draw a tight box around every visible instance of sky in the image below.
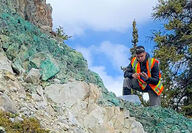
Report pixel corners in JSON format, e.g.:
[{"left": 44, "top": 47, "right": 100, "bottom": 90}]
[{"left": 46, "top": 0, "right": 164, "bottom": 100}]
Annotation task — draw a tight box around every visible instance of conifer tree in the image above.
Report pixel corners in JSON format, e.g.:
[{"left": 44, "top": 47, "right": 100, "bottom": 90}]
[
  {"left": 55, "top": 26, "right": 71, "bottom": 41},
  {"left": 153, "top": 0, "right": 192, "bottom": 116},
  {"left": 129, "top": 20, "right": 146, "bottom": 101},
  {"left": 130, "top": 19, "right": 138, "bottom": 59}
]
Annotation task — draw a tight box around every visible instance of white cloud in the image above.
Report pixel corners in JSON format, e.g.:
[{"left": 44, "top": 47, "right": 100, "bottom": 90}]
[
  {"left": 47, "top": 0, "right": 159, "bottom": 36},
  {"left": 99, "top": 41, "right": 130, "bottom": 69},
  {"left": 91, "top": 66, "right": 124, "bottom": 97},
  {"left": 77, "top": 41, "right": 130, "bottom": 69},
  {"left": 76, "top": 41, "right": 130, "bottom": 96}
]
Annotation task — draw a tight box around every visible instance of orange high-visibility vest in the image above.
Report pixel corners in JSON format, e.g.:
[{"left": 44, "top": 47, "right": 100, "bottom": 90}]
[{"left": 131, "top": 57, "right": 164, "bottom": 96}]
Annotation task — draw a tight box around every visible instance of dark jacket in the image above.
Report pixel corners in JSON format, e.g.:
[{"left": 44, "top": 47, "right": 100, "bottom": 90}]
[{"left": 124, "top": 53, "right": 159, "bottom": 85}]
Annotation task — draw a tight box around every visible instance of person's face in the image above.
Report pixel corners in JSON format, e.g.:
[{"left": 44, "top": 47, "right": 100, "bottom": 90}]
[{"left": 136, "top": 52, "right": 146, "bottom": 62}]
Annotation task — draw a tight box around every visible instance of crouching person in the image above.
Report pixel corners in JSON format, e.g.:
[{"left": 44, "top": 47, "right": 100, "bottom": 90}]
[{"left": 123, "top": 46, "right": 163, "bottom": 106}]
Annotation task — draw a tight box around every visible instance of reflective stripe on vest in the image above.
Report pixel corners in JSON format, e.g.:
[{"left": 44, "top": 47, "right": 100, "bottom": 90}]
[{"left": 131, "top": 57, "right": 164, "bottom": 95}]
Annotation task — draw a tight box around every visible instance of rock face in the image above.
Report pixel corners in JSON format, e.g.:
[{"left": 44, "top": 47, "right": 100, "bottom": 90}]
[
  {"left": 0, "top": 59, "right": 142, "bottom": 133},
  {"left": 44, "top": 81, "right": 145, "bottom": 133},
  {"left": 0, "top": 2, "right": 146, "bottom": 131},
  {"left": 0, "top": 38, "right": 146, "bottom": 132},
  {"left": 0, "top": 65, "right": 146, "bottom": 133},
  {"left": 0, "top": 0, "right": 52, "bottom": 32},
  {"left": 24, "top": 0, "right": 52, "bottom": 32},
  {"left": 0, "top": 6, "right": 105, "bottom": 90}
]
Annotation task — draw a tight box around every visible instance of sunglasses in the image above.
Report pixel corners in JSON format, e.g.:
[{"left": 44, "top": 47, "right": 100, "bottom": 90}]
[{"left": 136, "top": 47, "right": 145, "bottom": 54}]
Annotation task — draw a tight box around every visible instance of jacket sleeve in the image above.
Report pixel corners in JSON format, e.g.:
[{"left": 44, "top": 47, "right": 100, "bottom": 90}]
[
  {"left": 124, "top": 63, "right": 134, "bottom": 78},
  {"left": 146, "top": 62, "right": 159, "bottom": 85}
]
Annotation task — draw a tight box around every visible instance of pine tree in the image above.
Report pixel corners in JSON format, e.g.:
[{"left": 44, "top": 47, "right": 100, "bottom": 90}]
[
  {"left": 55, "top": 26, "right": 71, "bottom": 41},
  {"left": 130, "top": 19, "right": 138, "bottom": 59},
  {"left": 152, "top": 0, "right": 192, "bottom": 116},
  {"left": 129, "top": 19, "right": 144, "bottom": 100}
]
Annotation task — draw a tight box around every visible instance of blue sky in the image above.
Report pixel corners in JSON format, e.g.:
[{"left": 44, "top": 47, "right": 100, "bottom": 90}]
[{"left": 46, "top": 0, "right": 164, "bottom": 98}]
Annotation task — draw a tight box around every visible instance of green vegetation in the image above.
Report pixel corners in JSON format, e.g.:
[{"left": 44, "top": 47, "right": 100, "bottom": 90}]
[
  {"left": 152, "top": 0, "right": 192, "bottom": 116},
  {"left": 129, "top": 20, "right": 148, "bottom": 105},
  {"left": 55, "top": 26, "right": 71, "bottom": 41},
  {"left": 0, "top": 110, "right": 49, "bottom": 133},
  {"left": 130, "top": 19, "right": 138, "bottom": 59}
]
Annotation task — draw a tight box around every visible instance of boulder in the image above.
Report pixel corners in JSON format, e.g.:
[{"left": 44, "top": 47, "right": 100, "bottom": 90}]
[
  {"left": 40, "top": 58, "right": 60, "bottom": 81},
  {"left": 25, "top": 68, "right": 40, "bottom": 84},
  {"left": 0, "top": 52, "right": 13, "bottom": 73},
  {"left": 119, "top": 95, "right": 141, "bottom": 105},
  {"left": 44, "top": 81, "right": 146, "bottom": 133},
  {"left": 44, "top": 81, "right": 89, "bottom": 107},
  {"left": 0, "top": 126, "right": 6, "bottom": 133},
  {"left": 0, "top": 93, "right": 17, "bottom": 113}
]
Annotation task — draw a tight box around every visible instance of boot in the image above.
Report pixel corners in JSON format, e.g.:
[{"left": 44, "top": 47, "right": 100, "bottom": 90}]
[{"left": 123, "top": 87, "right": 131, "bottom": 95}]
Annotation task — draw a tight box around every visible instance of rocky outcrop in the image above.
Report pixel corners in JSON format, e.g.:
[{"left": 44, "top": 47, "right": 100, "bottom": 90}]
[
  {"left": 0, "top": 66, "right": 145, "bottom": 133},
  {"left": 0, "top": 42, "right": 146, "bottom": 132},
  {"left": 44, "top": 82, "right": 145, "bottom": 133},
  {"left": 0, "top": 0, "right": 52, "bottom": 32},
  {"left": 0, "top": 9, "right": 105, "bottom": 91},
  {"left": 24, "top": 0, "right": 52, "bottom": 32},
  {"left": 0, "top": 51, "right": 191, "bottom": 133}
]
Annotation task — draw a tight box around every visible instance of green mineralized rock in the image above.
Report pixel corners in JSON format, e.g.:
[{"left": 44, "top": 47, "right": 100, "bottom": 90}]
[
  {"left": 0, "top": 35, "right": 10, "bottom": 49},
  {"left": 0, "top": 9, "right": 105, "bottom": 87},
  {"left": 6, "top": 43, "right": 20, "bottom": 60},
  {"left": 40, "top": 58, "right": 60, "bottom": 81},
  {"left": 99, "top": 91, "right": 121, "bottom": 106},
  {"left": 99, "top": 93, "right": 192, "bottom": 132},
  {"left": 123, "top": 102, "right": 192, "bottom": 133},
  {"left": 12, "top": 58, "right": 25, "bottom": 74}
]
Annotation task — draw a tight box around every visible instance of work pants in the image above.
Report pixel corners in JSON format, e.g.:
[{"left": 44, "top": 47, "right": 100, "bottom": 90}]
[{"left": 123, "top": 77, "right": 161, "bottom": 106}]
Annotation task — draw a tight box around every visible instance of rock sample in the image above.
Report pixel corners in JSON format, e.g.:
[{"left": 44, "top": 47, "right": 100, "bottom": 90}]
[{"left": 119, "top": 95, "right": 141, "bottom": 105}]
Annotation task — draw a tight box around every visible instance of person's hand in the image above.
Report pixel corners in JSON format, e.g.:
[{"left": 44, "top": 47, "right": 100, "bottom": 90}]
[
  {"left": 132, "top": 73, "right": 139, "bottom": 79},
  {"left": 140, "top": 72, "right": 149, "bottom": 80}
]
